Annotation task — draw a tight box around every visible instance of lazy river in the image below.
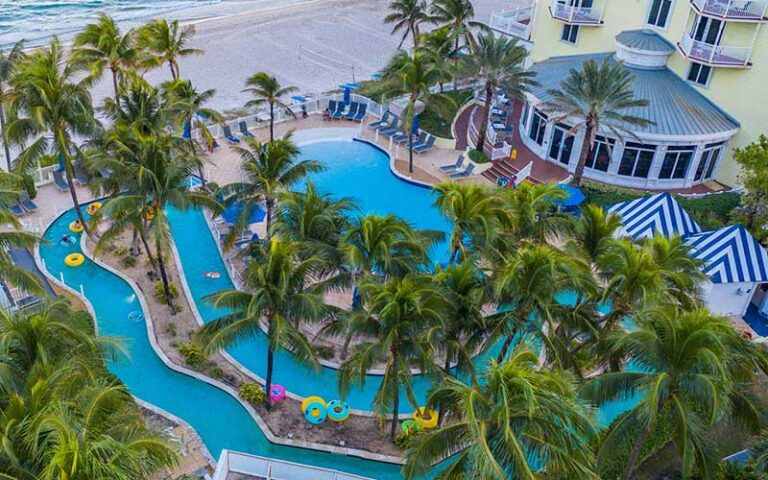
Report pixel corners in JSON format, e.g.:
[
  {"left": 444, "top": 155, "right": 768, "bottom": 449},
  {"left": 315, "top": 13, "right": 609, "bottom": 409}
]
[{"left": 38, "top": 136, "right": 637, "bottom": 478}]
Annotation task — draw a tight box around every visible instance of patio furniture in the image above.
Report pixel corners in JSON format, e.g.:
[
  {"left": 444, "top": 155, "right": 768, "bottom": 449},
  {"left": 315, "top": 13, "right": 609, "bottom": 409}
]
[
  {"left": 238, "top": 121, "right": 254, "bottom": 138},
  {"left": 413, "top": 135, "right": 436, "bottom": 153},
  {"left": 449, "top": 163, "right": 475, "bottom": 179},
  {"left": 52, "top": 170, "right": 69, "bottom": 192},
  {"left": 439, "top": 155, "right": 464, "bottom": 172},
  {"left": 369, "top": 111, "right": 393, "bottom": 129},
  {"left": 222, "top": 125, "right": 240, "bottom": 144},
  {"left": 344, "top": 102, "right": 359, "bottom": 120},
  {"left": 353, "top": 103, "right": 367, "bottom": 122}
]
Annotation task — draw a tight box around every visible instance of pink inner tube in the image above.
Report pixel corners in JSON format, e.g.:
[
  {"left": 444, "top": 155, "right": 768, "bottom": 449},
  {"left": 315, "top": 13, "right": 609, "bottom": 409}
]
[{"left": 269, "top": 384, "right": 286, "bottom": 402}]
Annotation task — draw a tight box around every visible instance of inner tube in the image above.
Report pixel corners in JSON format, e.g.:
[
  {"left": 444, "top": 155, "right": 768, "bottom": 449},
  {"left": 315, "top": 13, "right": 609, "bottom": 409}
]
[
  {"left": 143, "top": 206, "right": 156, "bottom": 221},
  {"left": 86, "top": 202, "right": 102, "bottom": 216},
  {"left": 203, "top": 272, "right": 221, "bottom": 279},
  {"left": 326, "top": 400, "right": 350, "bottom": 422},
  {"left": 267, "top": 384, "right": 286, "bottom": 403},
  {"left": 402, "top": 419, "right": 420, "bottom": 433},
  {"left": 69, "top": 221, "right": 84, "bottom": 233},
  {"left": 128, "top": 310, "right": 144, "bottom": 322},
  {"left": 413, "top": 407, "right": 438, "bottom": 429},
  {"left": 301, "top": 397, "right": 327, "bottom": 425},
  {"left": 64, "top": 253, "right": 85, "bottom": 267}
]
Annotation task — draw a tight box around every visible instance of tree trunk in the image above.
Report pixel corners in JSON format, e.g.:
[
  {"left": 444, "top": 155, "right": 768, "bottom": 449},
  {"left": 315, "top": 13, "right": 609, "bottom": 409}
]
[
  {"left": 130, "top": 227, "right": 141, "bottom": 256},
  {"left": 170, "top": 61, "right": 178, "bottom": 81},
  {"left": 0, "top": 104, "right": 11, "bottom": 172},
  {"left": 453, "top": 35, "right": 460, "bottom": 92},
  {"left": 408, "top": 133, "right": 414, "bottom": 174},
  {"left": 265, "top": 199, "right": 273, "bottom": 241},
  {"left": 266, "top": 345, "right": 275, "bottom": 409},
  {"left": 496, "top": 334, "right": 515, "bottom": 363},
  {"left": 63, "top": 160, "right": 90, "bottom": 237},
  {"left": 111, "top": 68, "right": 120, "bottom": 99},
  {"left": 155, "top": 237, "right": 175, "bottom": 314},
  {"left": 476, "top": 83, "right": 493, "bottom": 153},
  {"left": 622, "top": 425, "right": 651, "bottom": 480},
  {"left": 139, "top": 227, "right": 159, "bottom": 275},
  {"left": 572, "top": 123, "right": 593, "bottom": 187},
  {"left": 390, "top": 351, "right": 400, "bottom": 440},
  {"left": 269, "top": 103, "right": 275, "bottom": 143}
]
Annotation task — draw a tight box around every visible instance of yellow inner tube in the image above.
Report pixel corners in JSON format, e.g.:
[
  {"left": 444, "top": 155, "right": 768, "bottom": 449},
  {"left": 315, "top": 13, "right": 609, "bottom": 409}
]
[
  {"left": 413, "top": 407, "right": 438, "bottom": 429},
  {"left": 300, "top": 396, "right": 326, "bottom": 412},
  {"left": 69, "top": 221, "right": 84, "bottom": 233},
  {"left": 86, "top": 202, "right": 102, "bottom": 215},
  {"left": 65, "top": 253, "right": 85, "bottom": 267}
]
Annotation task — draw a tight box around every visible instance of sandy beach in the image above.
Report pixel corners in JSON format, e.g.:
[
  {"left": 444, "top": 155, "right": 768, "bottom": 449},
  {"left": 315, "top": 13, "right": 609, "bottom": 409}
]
[{"left": 84, "top": 0, "right": 517, "bottom": 112}]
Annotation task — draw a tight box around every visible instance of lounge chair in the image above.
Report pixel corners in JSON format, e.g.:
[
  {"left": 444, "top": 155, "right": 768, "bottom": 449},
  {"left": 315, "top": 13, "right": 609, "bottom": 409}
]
[
  {"left": 413, "top": 135, "right": 436, "bottom": 153},
  {"left": 449, "top": 163, "right": 475, "bottom": 179},
  {"left": 74, "top": 163, "right": 89, "bottom": 186},
  {"left": 52, "top": 170, "right": 69, "bottom": 192},
  {"left": 222, "top": 125, "right": 240, "bottom": 144},
  {"left": 380, "top": 120, "right": 403, "bottom": 137},
  {"left": 344, "top": 102, "right": 359, "bottom": 120},
  {"left": 374, "top": 114, "right": 399, "bottom": 132},
  {"left": 369, "top": 111, "right": 393, "bottom": 129},
  {"left": 9, "top": 203, "right": 25, "bottom": 216},
  {"left": 440, "top": 155, "right": 464, "bottom": 172},
  {"left": 20, "top": 194, "right": 38, "bottom": 213},
  {"left": 325, "top": 100, "right": 338, "bottom": 118},
  {"left": 331, "top": 103, "right": 347, "bottom": 119},
  {"left": 406, "top": 131, "right": 427, "bottom": 148},
  {"left": 238, "top": 121, "right": 254, "bottom": 138},
  {"left": 392, "top": 130, "right": 411, "bottom": 144},
  {"left": 353, "top": 103, "right": 367, "bottom": 122}
]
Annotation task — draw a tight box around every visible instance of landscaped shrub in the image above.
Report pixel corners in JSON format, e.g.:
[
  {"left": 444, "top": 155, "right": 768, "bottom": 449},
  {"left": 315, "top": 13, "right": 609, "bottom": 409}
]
[
  {"left": 394, "top": 422, "right": 423, "bottom": 448},
  {"left": 468, "top": 149, "right": 490, "bottom": 164},
  {"left": 239, "top": 383, "right": 267, "bottom": 407},
  {"left": 313, "top": 344, "right": 335, "bottom": 360},
  {"left": 154, "top": 282, "right": 178, "bottom": 303},
  {"left": 112, "top": 245, "right": 129, "bottom": 257},
  {"left": 121, "top": 255, "right": 138, "bottom": 268},
  {"left": 177, "top": 342, "right": 205, "bottom": 367},
  {"left": 418, "top": 90, "right": 473, "bottom": 139}
]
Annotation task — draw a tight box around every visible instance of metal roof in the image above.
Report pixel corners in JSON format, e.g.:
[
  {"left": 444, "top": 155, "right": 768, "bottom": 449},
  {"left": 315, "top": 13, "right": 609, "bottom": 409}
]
[
  {"left": 608, "top": 192, "right": 702, "bottom": 240},
  {"left": 684, "top": 225, "right": 768, "bottom": 284},
  {"left": 528, "top": 52, "right": 741, "bottom": 137},
  {"left": 616, "top": 29, "right": 676, "bottom": 53}
]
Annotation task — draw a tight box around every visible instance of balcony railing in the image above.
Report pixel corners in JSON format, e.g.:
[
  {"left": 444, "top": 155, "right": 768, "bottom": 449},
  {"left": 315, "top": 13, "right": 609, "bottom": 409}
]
[
  {"left": 490, "top": 4, "right": 535, "bottom": 40},
  {"left": 678, "top": 31, "right": 752, "bottom": 67},
  {"left": 549, "top": 0, "right": 603, "bottom": 25},
  {"left": 690, "top": 0, "right": 768, "bottom": 22}
]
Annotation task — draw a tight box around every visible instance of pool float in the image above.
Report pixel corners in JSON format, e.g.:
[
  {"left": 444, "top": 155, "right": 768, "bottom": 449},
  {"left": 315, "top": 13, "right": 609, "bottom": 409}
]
[
  {"left": 64, "top": 253, "right": 85, "bottom": 267},
  {"left": 203, "top": 271, "right": 221, "bottom": 279},
  {"left": 267, "top": 384, "right": 286, "bottom": 403},
  {"left": 413, "top": 407, "right": 438, "bottom": 429},
  {"left": 86, "top": 202, "right": 102, "bottom": 215},
  {"left": 69, "top": 221, "right": 84, "bottom": 233},
  {"left": 301, "top": 396, "right": 327, "bottom": 425},
  {"left": 143, "top": 206, "right": 156, "bottom": 221},
  {"left": 326, "top": 400, "right": 350, "bottom": 422},
  {"left": 128, "top": 310, "right": 144, "bottom": 322},
  {"left": 401, "top": 419, "right": 420, "bottom": 433}
]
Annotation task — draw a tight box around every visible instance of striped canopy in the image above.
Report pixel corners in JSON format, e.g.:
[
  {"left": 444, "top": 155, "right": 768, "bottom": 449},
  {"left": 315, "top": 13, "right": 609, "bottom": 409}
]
[
  {"left": 684, "top": 225, "right": 768, "bottom": 284},
  {"left": 608, "top": 192, "right": 702, "bottom": 240}
]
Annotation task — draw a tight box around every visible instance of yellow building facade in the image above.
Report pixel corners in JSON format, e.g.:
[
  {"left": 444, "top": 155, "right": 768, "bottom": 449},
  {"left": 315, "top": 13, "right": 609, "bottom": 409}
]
[{"left": 490, "top": 0, "right": 767, "bottom": 188}]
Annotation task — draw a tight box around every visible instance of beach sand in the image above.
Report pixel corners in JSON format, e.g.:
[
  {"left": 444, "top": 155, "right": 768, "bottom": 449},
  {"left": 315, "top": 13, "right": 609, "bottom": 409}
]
[{"left": 87, "top": 0, "right": 521, "bottom": 112}]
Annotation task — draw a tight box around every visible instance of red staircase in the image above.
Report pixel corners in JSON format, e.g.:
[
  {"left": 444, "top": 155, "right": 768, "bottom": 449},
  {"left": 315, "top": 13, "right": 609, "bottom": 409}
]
[{"left": 482, "top": 159, "right": 519, "bottom": 184}]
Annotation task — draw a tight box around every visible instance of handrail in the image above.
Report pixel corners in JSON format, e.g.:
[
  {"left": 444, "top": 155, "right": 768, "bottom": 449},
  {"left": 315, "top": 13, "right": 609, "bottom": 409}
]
[
  {"left": 690, "top": 0, "right": 768, "bottom": 20},
  {"left": 679, "top": 30, "right": 752, "bottom": 66},
  {"left": 213, "top": 449, "right": 374, "bottom": 480},
  {"left": 549, "top": 0, "right": 602, "bottom": 24}
]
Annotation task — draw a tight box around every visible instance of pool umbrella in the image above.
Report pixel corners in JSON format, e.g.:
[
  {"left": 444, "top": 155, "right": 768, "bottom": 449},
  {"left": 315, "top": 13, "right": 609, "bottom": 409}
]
[
  {"left": 291, "top": 95, "right": 307, "bottom": 103},
  {"left": 411, "top": 114, "right": 420, "bottom": 134},
  {"left": 556, "top": 184, "right": 586, "bottom": 207},
  {"left": 221, "top": 203, "right": 267, "bottom": 225}
]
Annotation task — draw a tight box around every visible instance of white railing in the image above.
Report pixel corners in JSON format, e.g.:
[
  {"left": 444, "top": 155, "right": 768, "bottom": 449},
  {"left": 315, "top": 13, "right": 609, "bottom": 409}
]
[
  {"left": 679, "top": 31, "right": 752, "bottom": 66},
  {"left": 690, "top": 0, "right": 768, "bottom": 20},
  {"left": 549, "top": 0, "right": 602, "bottom": 24},
  {"left": 490, "top": 4, "right": 535, "bottom": 39},
  {"left": 490, "top": 142, "right": 513, "bottom": 161},
  {"left": 515, "top": 161, "right": 534, "bottom": 185},
  {"left": 212, "top": 450, "right": 374, "bottom": 480},
  {"left": 31, "top": 164, "right": 58, "bottom": 187}
]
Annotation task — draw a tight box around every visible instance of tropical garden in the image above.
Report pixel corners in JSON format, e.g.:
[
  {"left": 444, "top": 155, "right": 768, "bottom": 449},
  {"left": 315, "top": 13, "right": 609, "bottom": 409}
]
[{"left": 0, "top": 1, "right": 767, "bottom": 479}]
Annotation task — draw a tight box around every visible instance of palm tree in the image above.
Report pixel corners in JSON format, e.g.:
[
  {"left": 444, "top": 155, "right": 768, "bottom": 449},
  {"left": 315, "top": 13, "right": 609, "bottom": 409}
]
[
  {"left": 218, "top": 133, "right": 323, "bottom": 247},
  {"left": 0, "top": 41, "right": 24, "bottom": 172},
  {"left": 383, "top": 50, "right": 455, "bottom": 174},
  {"left": 71, "top": 13, "right": 137, "bottom": 98},
  {"left": 565, "top": 203, "right": 623, "bottom": 265},
  {"left": 339, "top": 273, "right": 446, "bottom": 439},
  {"left": 404, "top": 347, "right": 599, "bottom": 480},
  {"left": 421, "top": 27, "right": 455, "bottom": 93},
  {"left": 429, "top": 0, "right": 486, "bottom": 90},
  {"left": 463, "top": 32, "right": 535, "bottom": 153},
  {"left": 198, "top": 238, "right": 331, "bottom": 407},
  {"left": 243, "top": 72, "right": 297, "bottom": 143},
  {"left": 384, "top": 0, "right": 431, "bottom": 49},
  {"left": 582, "top": 308, "right": 765, "bottom": 479},
  {"left": 542, "top": 58, "right": 652, "bottom": 186},
  {"left": 500, "top": 181, "right": 568, "bottom": 243},
  {"left": 8, "top": 38, "right": 100, "bottom": 235},
  {"left": 0, "top": 172, "right": 43, "bottom": 296},
  {"left": 139, "top": 19, "right": 202, "bottom": 80},
  {"left": 433, "top": 181, "right": 502, "bottom": 264}
]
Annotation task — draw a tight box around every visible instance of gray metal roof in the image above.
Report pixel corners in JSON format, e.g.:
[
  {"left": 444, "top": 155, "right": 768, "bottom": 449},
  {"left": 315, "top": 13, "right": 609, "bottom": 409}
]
[
  {"left": 528, "top": 52, "right": 740, "bottom": 137},
  {"left": 616, "top": 29, "right": 676, "bottom": 53}
]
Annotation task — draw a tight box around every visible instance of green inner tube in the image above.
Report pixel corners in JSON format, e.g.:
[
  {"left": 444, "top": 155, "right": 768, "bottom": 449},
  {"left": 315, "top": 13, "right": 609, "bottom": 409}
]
[{"left": 402, "top": 419, "right": 419, "bottom": 432}]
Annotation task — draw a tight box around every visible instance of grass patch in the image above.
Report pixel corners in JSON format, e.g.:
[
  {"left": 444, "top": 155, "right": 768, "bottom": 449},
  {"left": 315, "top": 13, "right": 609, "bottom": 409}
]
[{"left": 419, "top": 89, "right": 473, "bottom": 139}]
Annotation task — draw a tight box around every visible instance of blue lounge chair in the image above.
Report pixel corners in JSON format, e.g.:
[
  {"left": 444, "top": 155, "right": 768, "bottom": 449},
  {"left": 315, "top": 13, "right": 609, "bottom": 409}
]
[
  {"left": 74, "top": 162, "right": 89, "bottom": 186},
  {"left": 353, "top": 103, "right": 367, "bottom": 122},
  {"left": 380, "top": 120, "right": 403, "bottom": 137},
  {"left": 325, "top": 100, "right": 338, "bottom": 117},
  {"left": 369, "top": 111, "right": 392, "bottom": 129},
  {"left": 52, "top": 170, "right": 69, "bottom": 192},
  {"left": 392, "top": 131, "right": 411, "bottom": 143},
  {"left": 9, "top": 203, "right": 25, "bottom": 216},
  {"left": 222, "top": 125, "right": 240, "bottom": 144},
  {"left": 238, "top": 121, "right": 254, "bottom": 138},
  {"left": 406, "top": 131, "right": 427, "bottom": 148},
  {"left": 344, "top": 102, "right": 359, "bottom": 120},
  {"left": 331, "top": 103, "right": 346, "bottom": 119},
  {"left": 440, "top": 155, "right": 464, "bottom": 172},
  {"left": 413, "top": 135, "right": 436, "bottom": 153},
  {"left": 20, "top": 194, "right": 38, "bottom": 213},
  {"left": 449, "top": 163, "right": 475, "bottom": 179},
  {"left": 374, "top": 114, "right": 399, "bottom": 132}
]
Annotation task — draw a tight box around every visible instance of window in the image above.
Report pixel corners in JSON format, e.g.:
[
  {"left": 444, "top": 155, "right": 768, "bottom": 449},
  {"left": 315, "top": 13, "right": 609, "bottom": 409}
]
[
  {"left": 659, "top": 146, "right": 695, "bottom": 179},
  {"left": 694, "top": 141, "right": 725, "bottom": 182},
  {"left": 687, "top": 62, "right": 712, "bottom": 86},
  {"left": 561, "top": 24, "right": 580, "bottom": 44},
  {"left": 548, "top": 124, "right": 575, "bottom": 165},
  {"left": 647, "top": 0, "right": 673, "bottom": 28},
  {"left": 618, "top": 142, "right": 656, "bottom": 178},
  {"left": 585, "top": 135, "right": 615, "bottom": 172},
  {"left": 528, "top": 110, "right": 547, "bottom": 146},
  {"left": 521, "top": 102, "right": 531, "bottom": 131}
]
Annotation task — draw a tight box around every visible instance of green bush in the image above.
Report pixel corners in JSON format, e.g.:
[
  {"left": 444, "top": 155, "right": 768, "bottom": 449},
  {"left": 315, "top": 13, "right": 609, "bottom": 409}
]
[
  {"left": 121, "top": 255, "right": 138, "bottom": 268},
  {"left": 154, "top": 282, "right": 178, "bottom": 303},
  {"left": 209, "top": 366, "right": 225, "bottom": 380},
  {"left": 177, "top": 342, "right": 205, "bottom": 367},
  {"left": 418, "top": 90, "right": 473, "bottom": 139},
  {"left": 468, "top": 149, "right": 490, "bottom": 164},
  {"left": 165, "top": 323, "right": 177, "bottom": 337},
  {"left": 22, "top": 174, "right": 36, "bottom": 200},
  {"left": 239, "top": 383, "right": 267, "bottom": 407},
  {"left": 313, "top": 344, "right": 335, "bottom": 360},
  {"left": 394, "top": 422, "right": 423, "bottom": 448},
  {"left": 112, "top": 245, "right": 129, "bottom": 257}
]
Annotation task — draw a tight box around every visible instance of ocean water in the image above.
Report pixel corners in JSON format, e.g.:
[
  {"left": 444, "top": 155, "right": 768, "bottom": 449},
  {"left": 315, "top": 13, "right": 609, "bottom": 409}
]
[{"left": 0, "top": 0, "right": 222, "bottom": 47}]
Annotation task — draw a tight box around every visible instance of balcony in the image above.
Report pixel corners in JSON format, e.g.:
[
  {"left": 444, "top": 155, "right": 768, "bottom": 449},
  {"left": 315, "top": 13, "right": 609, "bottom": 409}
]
[
  {"left": 690, "top": 0, "right": 768, "bottom": 22},
  {"left": 490, "top": 4, "right": 535, "bottom": 40},
  {"left": 549, "top": 0, "right": 603, "bottom": 25},
  {"left": 678, "top": 31, "right": 752, "bottom": 67}
]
